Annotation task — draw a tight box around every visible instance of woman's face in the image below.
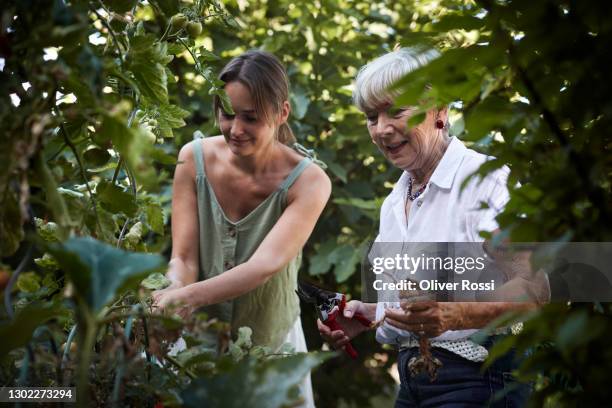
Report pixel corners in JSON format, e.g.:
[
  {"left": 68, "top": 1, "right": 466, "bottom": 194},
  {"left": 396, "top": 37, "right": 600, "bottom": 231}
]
[
  {"left": 219, "top": 81, "right": 279, "bottom": 156},
  {"left": 365, "top": 102, "right": 445, "bottom": 171}
]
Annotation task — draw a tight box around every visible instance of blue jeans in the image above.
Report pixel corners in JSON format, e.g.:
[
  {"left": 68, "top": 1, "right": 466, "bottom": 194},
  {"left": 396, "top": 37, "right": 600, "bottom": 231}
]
[{"left": 395, "top": 341, "right": 530, "bottom": 408}]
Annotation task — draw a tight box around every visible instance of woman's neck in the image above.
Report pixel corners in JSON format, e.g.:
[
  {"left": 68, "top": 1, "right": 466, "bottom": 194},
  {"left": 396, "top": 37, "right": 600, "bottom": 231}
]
[
  {"left": 410, "top": 135, "right": 451, "bottom": 185},
  {"left": 230, "top": 139, "right": 282, "bottom": 176}
]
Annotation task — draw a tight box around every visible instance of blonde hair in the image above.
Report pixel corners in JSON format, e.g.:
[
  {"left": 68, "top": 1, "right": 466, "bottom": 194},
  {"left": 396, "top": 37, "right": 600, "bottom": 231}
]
[
  {"left": 213, "top": 50, "right": 296, "bottom": 145},
  {"left": 353, "top": 47, "right": 439, "bottom": 112}
]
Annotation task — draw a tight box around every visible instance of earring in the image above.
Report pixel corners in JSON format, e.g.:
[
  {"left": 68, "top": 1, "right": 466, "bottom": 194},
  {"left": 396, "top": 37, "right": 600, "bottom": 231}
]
[{"left": 435, "top": 119, "right": 445, "bottom": 129}]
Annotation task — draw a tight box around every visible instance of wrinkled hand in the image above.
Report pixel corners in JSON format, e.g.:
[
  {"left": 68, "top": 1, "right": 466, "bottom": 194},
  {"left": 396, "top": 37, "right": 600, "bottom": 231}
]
[
  {"left": 317, "top": 300, "right": 370, "bottom": 350},
  {"left": 384, "top": 301, "right": 463, "bottom": 338},
  {"left": 152, "top": 287, "right": 194, "bottom": 320}
]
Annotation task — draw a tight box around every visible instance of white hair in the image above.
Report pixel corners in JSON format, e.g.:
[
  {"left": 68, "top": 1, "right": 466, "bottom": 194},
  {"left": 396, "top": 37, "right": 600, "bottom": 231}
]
[{"left": 353, "top": 47, "right": 440, "bottom": 112}]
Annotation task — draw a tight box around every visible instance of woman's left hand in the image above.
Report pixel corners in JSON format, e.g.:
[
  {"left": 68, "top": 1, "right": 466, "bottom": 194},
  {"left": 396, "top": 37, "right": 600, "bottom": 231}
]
[
  {"left": 152, "top": 287, "right": 195, "bottom": 320},
  {"left": 384, "top": 301, "right": 463, "bottom": 338}
]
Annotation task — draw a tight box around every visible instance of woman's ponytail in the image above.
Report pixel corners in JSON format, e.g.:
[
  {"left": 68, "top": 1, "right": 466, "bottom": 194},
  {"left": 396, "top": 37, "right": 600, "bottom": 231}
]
[{"left": 277, "top": 122, "right": 296, "bottom": 145}]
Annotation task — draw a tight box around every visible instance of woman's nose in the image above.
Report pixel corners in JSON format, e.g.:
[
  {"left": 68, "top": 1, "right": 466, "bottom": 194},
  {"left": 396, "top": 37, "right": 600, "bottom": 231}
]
[
  {"left": 375, "top": 114, "right": 393, "bottom": 136},
  {"left": 230, "top": 118, "right": 244, "bottom": 136}
]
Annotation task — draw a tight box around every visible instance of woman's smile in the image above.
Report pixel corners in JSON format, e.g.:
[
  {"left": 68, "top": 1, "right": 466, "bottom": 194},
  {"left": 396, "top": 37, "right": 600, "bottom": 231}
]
[
  {"left": 229, "top": 136, "right": 252, "bottom": 147},
  {"left": 384, "top": 140, "right": 409, "bottom": 155}
]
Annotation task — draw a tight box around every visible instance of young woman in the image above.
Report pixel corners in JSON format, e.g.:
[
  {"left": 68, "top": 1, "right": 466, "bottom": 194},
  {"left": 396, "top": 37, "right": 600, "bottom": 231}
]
[{"left": 154, "top": 50, "right": 330, "bottom": 406}]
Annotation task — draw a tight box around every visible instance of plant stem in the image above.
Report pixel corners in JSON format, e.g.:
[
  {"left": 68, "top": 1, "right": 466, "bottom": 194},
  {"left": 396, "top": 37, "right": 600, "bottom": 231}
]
[
  {"left": 3, "top": 244, "right": 33, "bottom": 319},
  {"left": 164, "top": 355, "right": 197, "bottom": 380},
  {"left": 76, "top": 309, "right": 97, "bottom": 407}
]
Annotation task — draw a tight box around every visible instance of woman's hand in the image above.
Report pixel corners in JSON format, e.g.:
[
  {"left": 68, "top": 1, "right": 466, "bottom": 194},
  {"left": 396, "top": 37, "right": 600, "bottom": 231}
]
[
  {"left": 384, "top": 301, "right": 464, "bottom": 338},
  {"left": 152, "top": 287, "right": 195, "bottom": 320},
  {"left": 317, "top": 300, "right": 371, "bottom": 350}
]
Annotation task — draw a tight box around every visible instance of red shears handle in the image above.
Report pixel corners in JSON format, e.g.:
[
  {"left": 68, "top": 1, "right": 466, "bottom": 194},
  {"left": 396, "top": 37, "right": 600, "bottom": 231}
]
[{"left": 323, "top": 296, "right": 371, "bottom": 359}]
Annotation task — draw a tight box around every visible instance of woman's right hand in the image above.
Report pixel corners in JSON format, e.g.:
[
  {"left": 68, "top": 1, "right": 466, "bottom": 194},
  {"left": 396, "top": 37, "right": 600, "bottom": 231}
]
[{"left": 317, "top": 300, "right": 370, "bottom": 350}]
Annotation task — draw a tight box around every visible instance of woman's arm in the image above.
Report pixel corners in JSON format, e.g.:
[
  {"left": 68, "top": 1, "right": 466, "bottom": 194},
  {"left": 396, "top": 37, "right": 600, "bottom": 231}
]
[
  {"left": 156, "top": 163, "right": 331, "bottom": 310},
  {"left": 165, "top": 142, "right": 200, "bottom": 289},
  {"left": 384, "top": 301, "right": 534, "bottom": 337}
]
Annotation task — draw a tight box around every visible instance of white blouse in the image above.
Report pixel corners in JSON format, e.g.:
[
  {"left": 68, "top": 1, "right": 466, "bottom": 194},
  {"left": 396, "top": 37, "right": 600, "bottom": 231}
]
[{"left": 373, "top": 137, "right": 510, "bottom": 357}]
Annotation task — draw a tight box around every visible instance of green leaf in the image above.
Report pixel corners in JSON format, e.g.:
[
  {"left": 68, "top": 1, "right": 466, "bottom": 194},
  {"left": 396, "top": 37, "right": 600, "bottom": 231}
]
[
  {"left": 124, "top": 221, "right": 143, "bottom": 249},
  {"left": 157, "top": 103, "right": 190, "bottom": 137},
  {"left": 332, "top": 245, "right": 361, "bottom": 283},
  {"left": 83, "top": 146, "right": 111, "bottom": 167},
  {"left": 198, "top": 47, "right": 220, "bottom": 62},
  {"left": 0, "top": 302, "right": 65, "bottom": 358},
  {"left": 127, "top": 35, "right": 170, "bottom": 103},
  {"left": 181, "top": 353, "right": 332, "bottom": 408},
  {"left": 407, "top": 111, "right": 426, "bottom": 128},
  {"left": 130, "top": 61, "right": 168, "bottom": 103},
  {"left": 145, "top": 201, "right": 165, "bottom": 234},
  {"left": 326, "top": 161, "right": 347, "bottom": 183},
  {"left": 212, "top": 88, "right": 234, "bottom": 115},
  {"left": 48, "top": 237, "right": 165, "bottom": 313},
  {"left": 16, "top": 271, "right": 41, "bottom": 293},
  {"left": 433, "top": 14, "right": 484, "bottom": 32},
  {"left": 555, "top": 311, "right": 605, "bottom": 354},
  {"left": 103, "top": 0, "right": 138, "bottom": 13},
  {"left": 34, "top": 253, "right": 60, "bottom": 272},
  {"left": 101, "top": 113, "right": 136, "bottom": 161},
  {"left": 333, "top": 197, "right": 380, "bottom": 211},
  {"left": 308, "top": 239, "right": 337, "bottom": 276},
  {"left": 97, "top": 180, "right": 138, "bottom": 217},
  {"left": 0, "top": 188, "right": 24, "bottom": 256},
  {"left": 481, "top": 335, "right": 517, "bottom": 371},
  {"left": 141, "top": 272, "right": 171, "bottom": 290},
  {"left": 35, "top": 218, "right": 62, "bottom": 243},
  {"left": 290, "top": 85, "right": 310, "bottom": 120}
]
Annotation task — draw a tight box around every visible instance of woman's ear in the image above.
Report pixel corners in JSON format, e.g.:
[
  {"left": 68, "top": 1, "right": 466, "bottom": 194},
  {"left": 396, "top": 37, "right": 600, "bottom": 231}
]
[
  {"left": 279, "top": 100, "right": 290, "bottom": 124},
  {"left": 437, "top": 106, "right": 449, "bottom": 124}
]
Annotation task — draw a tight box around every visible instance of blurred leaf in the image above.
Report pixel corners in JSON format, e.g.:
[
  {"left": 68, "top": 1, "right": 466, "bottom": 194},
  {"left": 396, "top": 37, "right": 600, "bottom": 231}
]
[
  {"left": 141, "top": 272, "right": 171, "bottom": 290},
  {"left": 0, "top": 302, "right": 65, "bottom": 358},
  {"left": 145, "top": 200, "right": 165, "bottom": 234},
  {"left": 16, "top": 271, "right": 41, "bottom": 293},
  {"left": 290, "top": 85, "right": 310, "bottom": 120},
  {"left": 181, "top": 353, "right": 332, "bottom": 408},
  {"left": 308, "top": 239, "right": 337, "bottom": 276},
  {"left": 103, "top": 0, "right": 138, "bottom": 13},
  {"left": 48, "top": 237, "right": 165, "bottom": 313},
  {"left": 83, "top": 146, "right": 111, "bottom": 167}
]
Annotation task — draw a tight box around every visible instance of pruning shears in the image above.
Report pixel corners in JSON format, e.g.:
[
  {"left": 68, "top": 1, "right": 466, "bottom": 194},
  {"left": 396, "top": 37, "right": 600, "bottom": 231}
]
[{"left": 296, "top": 281, "right": 371, "bottom": 359}]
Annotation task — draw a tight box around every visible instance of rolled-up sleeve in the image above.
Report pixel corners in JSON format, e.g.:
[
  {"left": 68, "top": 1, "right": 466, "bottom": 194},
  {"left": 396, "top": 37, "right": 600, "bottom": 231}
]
[{"left": 470, "top": 166, "right": 511, "bottom": 239}]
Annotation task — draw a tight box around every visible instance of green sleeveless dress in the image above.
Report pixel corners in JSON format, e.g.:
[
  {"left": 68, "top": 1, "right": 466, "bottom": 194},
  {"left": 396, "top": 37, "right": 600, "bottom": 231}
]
[{"left": 191, "top": 133, "right": 312, "bottom": 350}]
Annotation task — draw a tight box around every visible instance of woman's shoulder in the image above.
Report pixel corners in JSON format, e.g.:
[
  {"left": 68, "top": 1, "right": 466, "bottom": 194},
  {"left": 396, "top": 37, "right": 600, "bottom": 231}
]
[
  {"left": 285, "top": 149, "right": 331, "bottom": 203},
  {"left": 178, "top": 135, "right": 226, "bottom": 162},
  {"left": 459, "top": 147, "right": 510, "bottom": 187}
]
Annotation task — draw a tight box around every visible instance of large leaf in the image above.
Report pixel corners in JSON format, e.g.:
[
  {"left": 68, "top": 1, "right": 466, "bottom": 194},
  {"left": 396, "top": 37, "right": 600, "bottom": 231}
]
[
  {"left": 0, "top": 302, "right": 66, "bottom": 358},
  {"left": 48, "top": 237, "right": 165, "bottom": 312},
  {"left": 181, "top": 353, "right": 332, "bottom": 408},
  {"left": 97, "top": 180, "right": 138, "bottom": 217},
  {"left": 156, "top": 103, "right": 190, "bottom": 138},
  {"left": 126, "top": 35, "right": 170, "bottom": 103}
]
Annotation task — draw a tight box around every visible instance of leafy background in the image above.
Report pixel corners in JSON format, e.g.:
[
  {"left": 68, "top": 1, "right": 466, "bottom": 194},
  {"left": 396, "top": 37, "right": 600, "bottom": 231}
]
[{"left": 1, "top": 0, "right": 611, "bottom": 406}]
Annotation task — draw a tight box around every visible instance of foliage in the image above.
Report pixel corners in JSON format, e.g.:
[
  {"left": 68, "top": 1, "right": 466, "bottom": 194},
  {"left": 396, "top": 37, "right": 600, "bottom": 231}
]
[
  {"left": 2, "top": 0, "right": 612, "bottom": 406},
  {"left": 386, "top": 1, "right": 612, "bottom": 406},
  {"left": 0, "top": 0, "right": 327, "bottom": 406}
]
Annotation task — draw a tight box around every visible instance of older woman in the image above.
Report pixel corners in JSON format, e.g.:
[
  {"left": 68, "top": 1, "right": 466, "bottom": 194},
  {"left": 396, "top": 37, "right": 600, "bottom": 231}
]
[{"left": 318, "top": 48, "right": 548, "bottom": 407}]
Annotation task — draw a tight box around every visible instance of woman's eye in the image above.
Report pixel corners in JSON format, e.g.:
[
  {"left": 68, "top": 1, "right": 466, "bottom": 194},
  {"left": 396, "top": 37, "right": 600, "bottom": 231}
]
[
  {"left": 366, "top": 114, "right": 378, "bottom": 123},
  {"left": 220, "top": 111, "right": 235, "bottom": 119},
  {"left": 244, "top": 116, "right": 257, "bottom": 123},
  {"left": 389, "top": 108, "right": 408, "bottom": 118}
]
